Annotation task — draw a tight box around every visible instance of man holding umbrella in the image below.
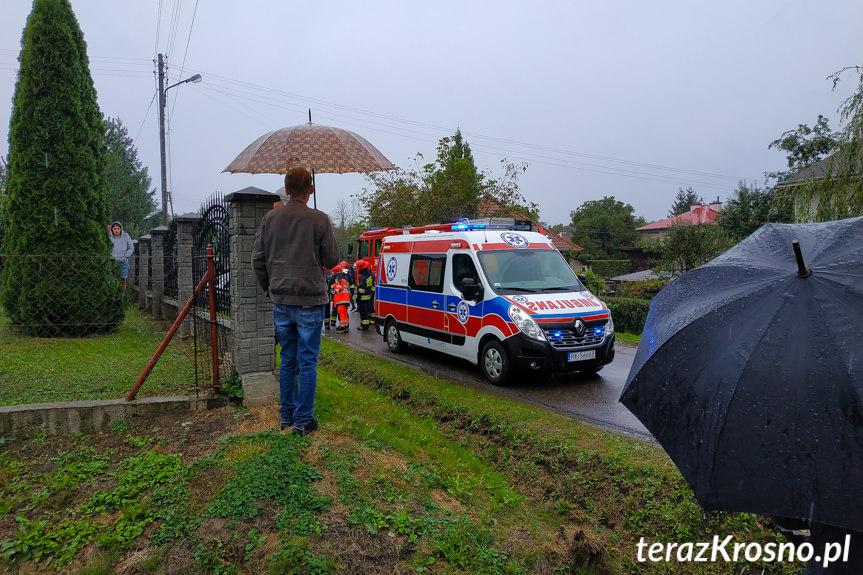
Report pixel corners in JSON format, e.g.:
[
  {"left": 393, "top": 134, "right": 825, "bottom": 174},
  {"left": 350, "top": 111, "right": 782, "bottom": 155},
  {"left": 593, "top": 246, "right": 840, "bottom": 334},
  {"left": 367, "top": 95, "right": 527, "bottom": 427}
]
[{"left": 252, "top": 167, "right": 340, "bottom": 437}]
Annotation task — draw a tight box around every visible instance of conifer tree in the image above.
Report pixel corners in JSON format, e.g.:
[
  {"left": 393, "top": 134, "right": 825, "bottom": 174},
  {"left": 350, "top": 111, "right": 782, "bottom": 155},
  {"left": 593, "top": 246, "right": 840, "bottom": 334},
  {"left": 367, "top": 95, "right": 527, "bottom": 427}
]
[{"left": 1, "top": 0, "right": 125, "bottom": 336}]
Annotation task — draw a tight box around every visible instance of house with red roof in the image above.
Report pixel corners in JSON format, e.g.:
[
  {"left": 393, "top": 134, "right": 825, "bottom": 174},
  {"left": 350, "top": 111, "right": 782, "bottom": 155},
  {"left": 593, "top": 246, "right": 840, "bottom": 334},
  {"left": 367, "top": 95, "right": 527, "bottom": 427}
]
[{"left": 636, "top": 201, "right": 722, "bottom": 239}]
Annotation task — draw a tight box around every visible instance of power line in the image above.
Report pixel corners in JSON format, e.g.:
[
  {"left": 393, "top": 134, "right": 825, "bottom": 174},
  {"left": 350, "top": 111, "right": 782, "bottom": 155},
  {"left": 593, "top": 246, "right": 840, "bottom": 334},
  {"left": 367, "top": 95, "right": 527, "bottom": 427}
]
[
  {"left": 0, "top": 45, "right": 765, "bottom": 194},
  {"left": 166, "top": 0, "right": 183, "bottom": 62},
  {"left": 173, "top": 68, "right": 759, "bottom": 187},
  {"left": 153, "top": 0, "right": 163, "bottom": 62},
  {"left": 169, "top": 0, "right": 199, "bottom": 122},
  {"left": 132, "top": 91, "right": 157, "bottom": 148}
]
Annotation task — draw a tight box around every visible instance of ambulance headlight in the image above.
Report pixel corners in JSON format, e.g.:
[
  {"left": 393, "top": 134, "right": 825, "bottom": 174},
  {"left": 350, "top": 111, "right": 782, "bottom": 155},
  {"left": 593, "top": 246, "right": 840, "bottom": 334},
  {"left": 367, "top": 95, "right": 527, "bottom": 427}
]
[
  {"left": 508, "top": 304, "right": 546, "bottom": 342},
  {"left": 606, "top": 315, "right": 614, "bottom": 336}
]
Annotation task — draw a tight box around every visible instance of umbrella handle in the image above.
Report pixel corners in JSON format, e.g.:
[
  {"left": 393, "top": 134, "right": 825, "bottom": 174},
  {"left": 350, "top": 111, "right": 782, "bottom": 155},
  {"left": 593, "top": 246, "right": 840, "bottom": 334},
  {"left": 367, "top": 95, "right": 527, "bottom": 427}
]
[{"left": 792, "top": 240, "right": 810, "bottom": 278}]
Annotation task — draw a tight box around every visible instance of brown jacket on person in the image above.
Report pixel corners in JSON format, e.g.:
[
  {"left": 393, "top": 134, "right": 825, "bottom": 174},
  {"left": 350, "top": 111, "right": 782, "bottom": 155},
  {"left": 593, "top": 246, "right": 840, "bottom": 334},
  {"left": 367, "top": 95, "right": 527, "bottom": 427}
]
[{"left": 252, "top": 199, "right": 340, "bottom": 306}]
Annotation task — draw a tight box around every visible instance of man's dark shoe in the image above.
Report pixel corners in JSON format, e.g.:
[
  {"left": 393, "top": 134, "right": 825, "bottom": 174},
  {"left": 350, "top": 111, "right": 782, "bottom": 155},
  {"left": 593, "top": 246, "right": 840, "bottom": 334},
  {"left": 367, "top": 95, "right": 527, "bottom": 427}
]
[
  {"left": 292, "top": 418, "right": 319, "bottom": 437},
  {"left": 280, "top": 421, "right": 293, "bottom": 431}
]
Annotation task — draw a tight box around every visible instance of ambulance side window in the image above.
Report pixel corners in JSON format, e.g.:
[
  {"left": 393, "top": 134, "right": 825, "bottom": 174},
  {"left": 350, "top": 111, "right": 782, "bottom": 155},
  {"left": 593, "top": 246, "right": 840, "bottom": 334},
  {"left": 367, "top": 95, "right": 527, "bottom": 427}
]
[
  {"left": 408, "top": 255, "right": 446, "bottom": 293},
  {"left": 452, "top": 254, "right": 480, "bottom": 292}
]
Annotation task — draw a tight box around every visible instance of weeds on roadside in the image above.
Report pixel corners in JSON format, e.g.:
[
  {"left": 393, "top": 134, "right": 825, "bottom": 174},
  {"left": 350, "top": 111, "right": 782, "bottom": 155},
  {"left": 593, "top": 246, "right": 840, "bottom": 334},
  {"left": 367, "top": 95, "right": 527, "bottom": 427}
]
[{"left": 0, "top": 340, "right": 796, "bottom": 574}]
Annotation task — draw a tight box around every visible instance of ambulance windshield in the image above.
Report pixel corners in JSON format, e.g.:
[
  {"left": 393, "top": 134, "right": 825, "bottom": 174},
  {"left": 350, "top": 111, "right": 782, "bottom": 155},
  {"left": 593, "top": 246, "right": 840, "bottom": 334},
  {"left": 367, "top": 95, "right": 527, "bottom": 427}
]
[{"left": 477, "top": 250, "right": 585, "bottom": 294}]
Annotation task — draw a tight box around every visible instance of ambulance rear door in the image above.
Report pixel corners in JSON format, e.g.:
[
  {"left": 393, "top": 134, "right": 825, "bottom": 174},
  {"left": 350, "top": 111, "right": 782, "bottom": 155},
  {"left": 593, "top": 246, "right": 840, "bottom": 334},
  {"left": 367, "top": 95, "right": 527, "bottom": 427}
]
[{"left": 404, "top": 252, "right": 449, "bottom": 350}]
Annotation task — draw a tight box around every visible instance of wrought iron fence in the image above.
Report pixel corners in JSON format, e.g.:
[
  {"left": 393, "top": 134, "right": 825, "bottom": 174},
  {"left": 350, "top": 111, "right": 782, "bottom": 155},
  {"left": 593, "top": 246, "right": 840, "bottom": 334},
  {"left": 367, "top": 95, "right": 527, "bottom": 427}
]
[
  {"left": 194, "top": 193, "right": 230, "bottom": 317},
  {"left": 133, "top": 242, "right": 140, "bottom": 287},
  {"left": 163, "top": 220, "right": 178, "bottom": 299}
]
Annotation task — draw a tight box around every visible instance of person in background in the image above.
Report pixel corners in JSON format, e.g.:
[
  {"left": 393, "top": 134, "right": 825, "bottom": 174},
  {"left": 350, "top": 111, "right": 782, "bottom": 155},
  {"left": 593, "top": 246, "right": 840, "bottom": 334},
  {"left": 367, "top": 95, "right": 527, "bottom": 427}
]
[
  {"left": 332, "top": 264, "right": 351, "bottom": 332},
  {"left": 347, "top": 261, "right": 357, "bottom": 311},
  {"left": 108, "top": 221, "right": 134, "bottom": 289},
  {"left": 324, "top": 265, "right": 336, "bottom": 330},
  {"left": 355, "top": 259, "right": 374, "bottom": 330},
  {"left": 252, "top": 167, "right": 339, "bottom": 437}
]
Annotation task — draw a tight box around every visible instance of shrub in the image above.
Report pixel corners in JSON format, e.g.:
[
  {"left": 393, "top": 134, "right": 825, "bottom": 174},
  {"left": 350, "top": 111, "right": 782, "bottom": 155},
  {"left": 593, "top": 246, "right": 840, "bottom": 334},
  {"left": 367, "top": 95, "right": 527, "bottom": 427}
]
[
  {"left": 577, "top": 270, "right": 605, "bottom": 294},
  {"left": 604, "top": 297, "right": 650, "bottom": 335},
  {"left": 589, "top": 260, "right": 630, "bottom": 279},
  {"left": 221, "top": 371, "right": 244, "bottom": 400},
  {"left": 613, "top": 278, "right": 670, "bottom": 300}
]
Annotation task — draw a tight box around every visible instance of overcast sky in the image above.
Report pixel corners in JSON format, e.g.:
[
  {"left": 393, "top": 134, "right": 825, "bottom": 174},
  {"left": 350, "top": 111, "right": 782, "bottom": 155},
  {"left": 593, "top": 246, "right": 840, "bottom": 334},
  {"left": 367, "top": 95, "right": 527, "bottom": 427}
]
[{"left": 1, "top": 1, "right": 861, "bottom": 226}]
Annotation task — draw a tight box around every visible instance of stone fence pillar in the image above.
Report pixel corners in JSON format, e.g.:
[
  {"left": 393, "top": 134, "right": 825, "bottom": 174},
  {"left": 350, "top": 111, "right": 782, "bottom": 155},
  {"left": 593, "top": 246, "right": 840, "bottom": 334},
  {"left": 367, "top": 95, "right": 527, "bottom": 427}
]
[
  {"left": 137, "top": 235, "right": 151, "bottom": 311},
  {"left": 226, "top": 188, "right": 280, "bottom": 407},
  {"left": 149, "top": 226, "right": 168, "bottom": 320},
  {"left": 175, "top": 213, "right": 201, "bottom": 338}
]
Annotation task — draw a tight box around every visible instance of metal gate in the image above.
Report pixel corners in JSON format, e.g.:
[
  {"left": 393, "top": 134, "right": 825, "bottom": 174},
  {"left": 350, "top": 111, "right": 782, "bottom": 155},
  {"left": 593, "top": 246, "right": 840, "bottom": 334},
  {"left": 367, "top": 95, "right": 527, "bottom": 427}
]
[
  {"left": 193, "top": 193, "right": 230, "bottom": 316},
  {"left": 191, "top": 193, "right": 232, "bottom": 391}
]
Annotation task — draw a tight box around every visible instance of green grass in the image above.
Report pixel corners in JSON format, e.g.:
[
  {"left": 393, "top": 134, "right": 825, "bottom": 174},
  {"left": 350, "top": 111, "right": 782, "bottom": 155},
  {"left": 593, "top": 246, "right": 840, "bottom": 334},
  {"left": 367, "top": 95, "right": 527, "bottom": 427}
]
[
  {"left": 0, "top": 306, "right": 197, "bottom": 405},
  {"left": 615, "top": 331, "right": 641, "bottom": 345},
  {"left": 0, "top": 345, "right": 798, "bottom": 574},
  {"left": 0, "top": 319, "right": 796, "bottom": 574}
]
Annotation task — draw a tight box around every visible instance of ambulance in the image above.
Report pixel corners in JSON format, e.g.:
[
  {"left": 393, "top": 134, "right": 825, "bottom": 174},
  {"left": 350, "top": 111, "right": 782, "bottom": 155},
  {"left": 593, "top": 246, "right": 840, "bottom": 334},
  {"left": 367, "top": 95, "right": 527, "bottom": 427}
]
[{"left": 374, "top": 220, "right": 615, "bottom": 385}]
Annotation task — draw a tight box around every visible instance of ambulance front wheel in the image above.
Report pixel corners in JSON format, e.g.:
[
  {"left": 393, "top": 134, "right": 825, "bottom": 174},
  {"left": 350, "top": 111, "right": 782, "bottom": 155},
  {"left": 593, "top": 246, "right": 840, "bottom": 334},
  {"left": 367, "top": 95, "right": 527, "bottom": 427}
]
[
  {"left": 481, "top": 340, "right": 511, "bottom": 386},
  {"left": 385, "top": 320, "right": 407, "bottom": 354}
]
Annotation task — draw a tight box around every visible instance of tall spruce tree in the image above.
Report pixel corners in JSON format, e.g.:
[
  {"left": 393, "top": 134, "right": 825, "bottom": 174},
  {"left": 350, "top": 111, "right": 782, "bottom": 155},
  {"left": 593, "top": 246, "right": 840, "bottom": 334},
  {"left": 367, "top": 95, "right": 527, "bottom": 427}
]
[
  {"left": 104, "top": 116, "right": 159, "bottom": 238},
  {"left": 1, "top": 0, "right": 125, "bottom": 336}
]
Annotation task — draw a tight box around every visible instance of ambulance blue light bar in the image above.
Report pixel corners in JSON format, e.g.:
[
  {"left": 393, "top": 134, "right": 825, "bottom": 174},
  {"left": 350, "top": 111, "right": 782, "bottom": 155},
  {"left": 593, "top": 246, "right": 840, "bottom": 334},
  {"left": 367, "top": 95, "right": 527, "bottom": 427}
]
[{"left": 450, "top": 218, "right": 532, "bottom": 232}]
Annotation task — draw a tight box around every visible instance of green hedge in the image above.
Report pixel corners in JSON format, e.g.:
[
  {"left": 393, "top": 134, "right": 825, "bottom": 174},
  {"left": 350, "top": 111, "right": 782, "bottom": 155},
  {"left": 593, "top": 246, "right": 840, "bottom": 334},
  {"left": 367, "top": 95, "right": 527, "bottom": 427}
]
[
  {"left": 603, "top": 296, "right": 650, "bottom": 335},
  {"left": 589, "top": 260, "right": 630, "bottom": 279}
]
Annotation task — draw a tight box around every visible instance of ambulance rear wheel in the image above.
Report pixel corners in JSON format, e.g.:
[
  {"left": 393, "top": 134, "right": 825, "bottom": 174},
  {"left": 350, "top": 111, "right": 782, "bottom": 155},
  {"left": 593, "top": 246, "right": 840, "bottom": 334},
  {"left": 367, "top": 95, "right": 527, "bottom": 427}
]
[
  {"left": 385, "top": 320, "right": 406, "bottom": 354},
  {"left": 481, "top": 340, "right": 510, "bottom": 386}
]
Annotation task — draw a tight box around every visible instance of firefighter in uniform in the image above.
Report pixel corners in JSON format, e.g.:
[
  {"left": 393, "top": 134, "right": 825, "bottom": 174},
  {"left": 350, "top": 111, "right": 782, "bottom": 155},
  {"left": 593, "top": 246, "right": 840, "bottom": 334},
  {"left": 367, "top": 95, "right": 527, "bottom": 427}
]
[
  {"left": 332, "top": 263, "right": 351, "bottom": 332},
  {"left": 355, "top": 259, "right": 375, "bottom": 330},
  {"left": 347, "top": 261, "right": 357, "bottom": 311},
  {"left": 325, "top": 265, "right": 337, "bottom": 330},
  {"left": 368, "top": 263, "right": 376, "bottom": 326}
]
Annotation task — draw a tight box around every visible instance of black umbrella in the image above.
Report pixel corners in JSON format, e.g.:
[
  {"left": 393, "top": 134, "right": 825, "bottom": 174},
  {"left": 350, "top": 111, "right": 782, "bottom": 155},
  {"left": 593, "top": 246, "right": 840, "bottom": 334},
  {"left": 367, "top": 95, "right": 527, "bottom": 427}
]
[{"left": 620, "top": 216, "right": 863, "bottom": 530}]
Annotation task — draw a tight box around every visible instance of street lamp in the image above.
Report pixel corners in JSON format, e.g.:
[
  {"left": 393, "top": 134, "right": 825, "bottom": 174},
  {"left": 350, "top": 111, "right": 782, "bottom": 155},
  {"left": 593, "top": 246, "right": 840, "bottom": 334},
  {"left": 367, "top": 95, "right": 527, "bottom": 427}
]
[{"left": 158, "top": 53, "right": 202, "bottom": 224}]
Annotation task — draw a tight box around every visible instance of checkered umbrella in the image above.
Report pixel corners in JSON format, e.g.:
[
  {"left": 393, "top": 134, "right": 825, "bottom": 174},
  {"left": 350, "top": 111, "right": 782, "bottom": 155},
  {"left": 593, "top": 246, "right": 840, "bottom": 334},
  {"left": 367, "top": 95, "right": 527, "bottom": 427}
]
[{"left": 223, "top": 121, "right": 396, "bottom": 176}]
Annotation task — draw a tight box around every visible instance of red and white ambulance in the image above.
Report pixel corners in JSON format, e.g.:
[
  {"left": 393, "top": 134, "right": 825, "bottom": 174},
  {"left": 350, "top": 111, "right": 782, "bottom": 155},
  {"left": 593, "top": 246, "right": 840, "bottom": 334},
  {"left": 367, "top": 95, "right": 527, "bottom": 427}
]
[{"left": 374, "top": 220, "right": 615, "bottom": 384}]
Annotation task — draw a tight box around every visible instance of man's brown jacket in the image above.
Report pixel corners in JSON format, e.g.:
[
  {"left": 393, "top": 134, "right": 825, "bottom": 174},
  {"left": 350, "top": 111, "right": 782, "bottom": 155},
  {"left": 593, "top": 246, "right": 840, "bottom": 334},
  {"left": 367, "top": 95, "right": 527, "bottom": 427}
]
[{"left": 252, "top": 199, "right": 340, "bottom": 306}]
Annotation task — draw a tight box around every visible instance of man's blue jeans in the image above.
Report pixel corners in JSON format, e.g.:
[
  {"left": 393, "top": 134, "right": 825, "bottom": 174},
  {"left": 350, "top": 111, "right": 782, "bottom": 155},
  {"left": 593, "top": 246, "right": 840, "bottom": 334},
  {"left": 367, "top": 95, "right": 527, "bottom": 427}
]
[{"left": 273, "top": 303, "right": 325, "bottom": 427}]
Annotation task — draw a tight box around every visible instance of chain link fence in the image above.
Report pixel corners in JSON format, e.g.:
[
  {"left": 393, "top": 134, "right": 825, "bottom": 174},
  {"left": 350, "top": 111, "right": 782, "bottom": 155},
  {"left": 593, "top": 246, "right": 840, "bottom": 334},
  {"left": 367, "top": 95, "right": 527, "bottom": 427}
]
[
  {"left": 0, "top": 253, "right": 206, "bottom": 406},
  {"left": 0, "top": 253, "right": 126, "bottom": 337}
]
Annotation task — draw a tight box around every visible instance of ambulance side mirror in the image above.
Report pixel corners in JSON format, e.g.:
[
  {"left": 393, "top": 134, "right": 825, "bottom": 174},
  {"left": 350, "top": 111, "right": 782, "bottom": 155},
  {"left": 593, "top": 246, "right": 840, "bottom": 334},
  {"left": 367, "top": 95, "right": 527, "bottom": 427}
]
[{"left": 461, "top": 277, "right": 483, "bottom": 301}]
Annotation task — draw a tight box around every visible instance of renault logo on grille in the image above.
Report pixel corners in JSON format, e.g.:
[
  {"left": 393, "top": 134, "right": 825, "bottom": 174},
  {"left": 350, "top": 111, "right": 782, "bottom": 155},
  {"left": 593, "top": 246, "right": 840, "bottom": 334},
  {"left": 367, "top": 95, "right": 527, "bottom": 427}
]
[{"left": 574, "top": 319, "right": 586, "bottom": 336}]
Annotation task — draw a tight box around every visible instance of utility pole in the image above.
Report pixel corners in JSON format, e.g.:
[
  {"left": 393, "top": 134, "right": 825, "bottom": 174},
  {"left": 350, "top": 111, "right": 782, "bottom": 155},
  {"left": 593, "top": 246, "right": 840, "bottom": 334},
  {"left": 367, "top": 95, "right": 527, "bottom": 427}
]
[
  {"left": 157, "top": 53, "right": 202, "bottom": 225},
  {"left": 158, "top": 53, "right": 168, "bottom": 225}
]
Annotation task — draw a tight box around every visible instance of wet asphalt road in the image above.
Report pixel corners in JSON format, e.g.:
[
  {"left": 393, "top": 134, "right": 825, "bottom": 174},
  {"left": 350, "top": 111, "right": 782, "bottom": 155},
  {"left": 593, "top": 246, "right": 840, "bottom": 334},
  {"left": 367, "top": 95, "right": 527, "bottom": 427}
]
[{"left": 325, "top": 309, "right": 654, "bottom": 444}]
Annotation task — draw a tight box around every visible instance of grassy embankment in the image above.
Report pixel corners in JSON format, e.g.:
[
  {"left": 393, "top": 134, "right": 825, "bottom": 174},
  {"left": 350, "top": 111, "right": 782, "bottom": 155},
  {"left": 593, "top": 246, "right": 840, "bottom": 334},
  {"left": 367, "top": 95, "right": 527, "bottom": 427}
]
[{"left": 0, "top": 326, "right": 799, "bottom": 574}]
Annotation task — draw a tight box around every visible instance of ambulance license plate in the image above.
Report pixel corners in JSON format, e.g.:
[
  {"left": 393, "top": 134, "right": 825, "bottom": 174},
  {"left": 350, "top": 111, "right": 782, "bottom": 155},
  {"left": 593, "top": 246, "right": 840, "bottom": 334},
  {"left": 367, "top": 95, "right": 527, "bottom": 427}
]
[{"left": 568, "top": 350, "right": 595, "bottom": 362}]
